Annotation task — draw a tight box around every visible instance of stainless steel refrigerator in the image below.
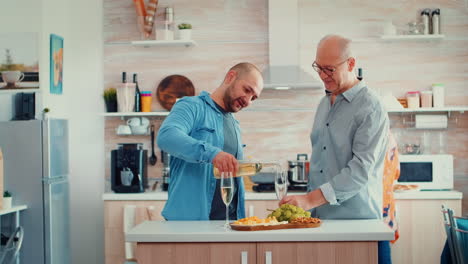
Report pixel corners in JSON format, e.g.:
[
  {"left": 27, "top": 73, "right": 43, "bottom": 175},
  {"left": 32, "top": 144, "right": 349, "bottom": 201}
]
[{"left": 0, "top": 119, "right": 70, "bottom": 264}]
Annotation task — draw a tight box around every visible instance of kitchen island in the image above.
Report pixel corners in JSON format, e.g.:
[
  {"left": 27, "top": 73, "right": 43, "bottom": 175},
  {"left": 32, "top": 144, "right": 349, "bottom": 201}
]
[{"left": 126, "top": 219, "right": 393, "bottom": 264}]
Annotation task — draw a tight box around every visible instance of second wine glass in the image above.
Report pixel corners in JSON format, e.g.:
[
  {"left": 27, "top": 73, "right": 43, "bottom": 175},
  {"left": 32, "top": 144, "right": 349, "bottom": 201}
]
[
  {"left": 275, "top": 171, "right": 287, "bottom": 200},
  {"left": 220, "top": 171, "right": 234, "bottom": 229}
]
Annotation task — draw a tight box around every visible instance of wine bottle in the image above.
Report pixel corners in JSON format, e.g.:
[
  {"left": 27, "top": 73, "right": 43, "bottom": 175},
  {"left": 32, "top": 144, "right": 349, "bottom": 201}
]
[
  {"left": 122, "top": 72, "right": 127, "bottom": 83},
  {"left": 357, "top": 68, "right": 363, "bottom": 80},
  {"left": 213, "top": 163, "right": 263, "bottom": 179},
  {"left": 133, "top": 73, "right": 141, "bottom": 112}
]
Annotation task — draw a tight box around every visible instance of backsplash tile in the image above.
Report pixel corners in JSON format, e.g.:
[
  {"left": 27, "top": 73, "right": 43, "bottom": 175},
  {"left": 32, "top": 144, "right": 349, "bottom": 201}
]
[{"left": 103, "top": 0, "right": 468, "bottom": 213}]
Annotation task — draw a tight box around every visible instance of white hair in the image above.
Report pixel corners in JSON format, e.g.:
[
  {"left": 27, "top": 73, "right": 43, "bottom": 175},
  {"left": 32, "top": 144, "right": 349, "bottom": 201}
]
[{"left": 318, "top": 34, "right": 353, "bottom": 60}]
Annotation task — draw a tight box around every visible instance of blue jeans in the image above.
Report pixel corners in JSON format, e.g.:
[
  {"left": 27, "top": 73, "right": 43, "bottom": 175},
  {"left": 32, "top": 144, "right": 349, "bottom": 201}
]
[{"left": 378, "top": 241, "right": 392, "bottom": 264}]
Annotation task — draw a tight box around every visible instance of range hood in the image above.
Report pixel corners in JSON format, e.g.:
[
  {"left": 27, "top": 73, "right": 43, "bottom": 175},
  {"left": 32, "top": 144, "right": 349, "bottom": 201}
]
[{"left": 262, "top": 0, "right": 322, "bottom": 89}]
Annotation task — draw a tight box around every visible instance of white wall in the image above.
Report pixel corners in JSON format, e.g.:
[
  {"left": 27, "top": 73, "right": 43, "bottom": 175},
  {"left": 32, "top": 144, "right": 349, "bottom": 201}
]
[
  {"left": 66, "top": 0, "right": 104, "bottom": 262},
  {"left": 1, "top": 0, "right": 105, "bottom": 263}
]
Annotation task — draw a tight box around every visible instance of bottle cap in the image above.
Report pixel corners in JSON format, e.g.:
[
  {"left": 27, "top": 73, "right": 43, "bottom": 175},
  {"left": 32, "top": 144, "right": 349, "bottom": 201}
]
[
  {"left": 421, "top": 8, "right": 431, "bottom": 15},
  {"left": 122, "top": 72, "right": 127, "bottom": 83},
  {"left": 432, "top": 9, "right": 440, "bottom": 15}
]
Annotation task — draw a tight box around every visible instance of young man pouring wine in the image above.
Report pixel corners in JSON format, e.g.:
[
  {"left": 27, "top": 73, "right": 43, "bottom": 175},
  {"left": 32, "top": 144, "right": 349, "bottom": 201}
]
[{"left": 157, "top": 62, "right": 264, "bottom": 221}]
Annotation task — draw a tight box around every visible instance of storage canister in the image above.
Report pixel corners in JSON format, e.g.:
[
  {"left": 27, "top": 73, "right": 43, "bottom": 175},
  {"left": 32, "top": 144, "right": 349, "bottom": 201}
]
[
  {"left": 117, "top": 83, "right": 136, "bottom": 112},
  {"left": 432, "top": 83, "right": 445, "bottom": 107},
  {"left": 420, "top": 90, "right": 433, "bottom": 108},
  {"left": 140, "top": 91, "right": 152, "bottom": 112},
  {"left": 406, "top": 91, "right": 420, "bottom": 109}
]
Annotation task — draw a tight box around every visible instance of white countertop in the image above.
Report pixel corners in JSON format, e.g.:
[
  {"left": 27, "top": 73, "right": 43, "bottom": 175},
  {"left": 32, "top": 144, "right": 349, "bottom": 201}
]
[
  {"left": 126, "top": 219, "right": 394, "bottom": 243},
  {"left": 103, "top": 190, "right": 463, "bottom": 201}
]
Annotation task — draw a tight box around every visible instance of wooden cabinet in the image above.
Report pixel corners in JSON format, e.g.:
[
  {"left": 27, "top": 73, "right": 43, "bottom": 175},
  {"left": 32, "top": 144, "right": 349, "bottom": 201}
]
[
  {"left": 136, "top": 242, "right": 256, "bottom": 264},
  {"left": 104, "top": 200, "right": 166, "bottom": 264},
  {"left": 391, "top": 199, "right": 461, "bottom": 264},
  {"left": 245, "top": 200, "right": 279, "bottom": 218},
  {"left": 257, "top": 242, "right": 377, "bottom": 264},
  {"left": 135, "top": 241, "right": 377, "bottom": 264}
]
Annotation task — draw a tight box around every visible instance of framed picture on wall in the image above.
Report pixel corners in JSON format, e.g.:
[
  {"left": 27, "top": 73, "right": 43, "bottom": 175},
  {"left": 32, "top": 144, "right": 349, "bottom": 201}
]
[
  {"left": 0, "top": 32, "right": 39, "bottom": 89},
  {"left": 50, "top": 34, "right": 63, "bottom": 95}
]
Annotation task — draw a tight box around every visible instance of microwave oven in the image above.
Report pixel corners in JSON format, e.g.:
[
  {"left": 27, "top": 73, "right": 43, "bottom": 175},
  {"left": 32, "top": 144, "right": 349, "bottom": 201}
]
[{"left": 398, "top": 154, "right": 453, "bottom": 190}]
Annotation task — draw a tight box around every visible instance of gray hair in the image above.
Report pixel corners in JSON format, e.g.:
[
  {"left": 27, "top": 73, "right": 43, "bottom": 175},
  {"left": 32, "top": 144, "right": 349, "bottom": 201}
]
[{"left": 318, "top": 34, "right": 353, "bottom": 60}]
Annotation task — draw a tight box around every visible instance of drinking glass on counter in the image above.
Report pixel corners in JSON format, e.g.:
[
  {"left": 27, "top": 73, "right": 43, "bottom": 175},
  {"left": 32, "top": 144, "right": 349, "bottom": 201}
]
[
  {"left": 275, "top": 171, "right": 287, "bottom": 200},
  {"left": 220, "top": 172, "right": 234, "bottom": 230}
]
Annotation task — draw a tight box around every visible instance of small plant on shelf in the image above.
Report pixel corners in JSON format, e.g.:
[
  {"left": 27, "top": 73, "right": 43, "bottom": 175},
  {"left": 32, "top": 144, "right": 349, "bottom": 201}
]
[
  {"left": 103, "top": 87, "right": 117, "bottom": 112},
  {"left": 177, "top": 23, "right": 192, "bottom": 40},
  {"left": 178, "top": 23, "right": 192, "bottom": 30},
  {"left": 3, "top": 191, "right": 12, "bottom": 209}
]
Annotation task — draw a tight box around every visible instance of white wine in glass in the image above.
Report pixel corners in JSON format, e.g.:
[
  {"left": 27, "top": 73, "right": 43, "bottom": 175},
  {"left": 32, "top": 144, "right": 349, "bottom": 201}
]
[{"left": 220, "top": 171, "right": 234, "bottom": 229}]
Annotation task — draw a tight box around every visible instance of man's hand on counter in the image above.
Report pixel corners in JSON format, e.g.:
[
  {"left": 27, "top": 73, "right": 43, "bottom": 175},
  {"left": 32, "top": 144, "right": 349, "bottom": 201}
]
[
  {"left": 279, "top": 189, "right": 328, "bottom": 211},
  {"left": 212, "top": 151, "right": 238, "bottom": 175}
]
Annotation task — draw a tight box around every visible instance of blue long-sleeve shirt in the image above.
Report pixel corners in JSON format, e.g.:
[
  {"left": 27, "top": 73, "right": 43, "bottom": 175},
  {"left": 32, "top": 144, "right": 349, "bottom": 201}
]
[
  {"left": 309, "top": 81, "right": 389, "bottom": 219},
  {"left": 157, "top": 91, "right": 246, "bottom": 220}
]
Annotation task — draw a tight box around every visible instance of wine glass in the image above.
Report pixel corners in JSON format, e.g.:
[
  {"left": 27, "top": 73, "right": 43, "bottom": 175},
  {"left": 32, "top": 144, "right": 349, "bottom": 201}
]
[
  {"left": 275, "top": 171, "right": 287, "bottom": 200},
  {"left": 220, "top": 171, "right": 234, "bottom": 230}
]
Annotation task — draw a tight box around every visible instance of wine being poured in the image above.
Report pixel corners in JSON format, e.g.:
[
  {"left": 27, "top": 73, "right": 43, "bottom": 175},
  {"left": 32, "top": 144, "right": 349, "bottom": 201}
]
[
  {"left": 220, "top": 172, "right": 234, "bottom": 230},
  {"left": 221, "top": 186, "right": 234, "bottom": 205}
]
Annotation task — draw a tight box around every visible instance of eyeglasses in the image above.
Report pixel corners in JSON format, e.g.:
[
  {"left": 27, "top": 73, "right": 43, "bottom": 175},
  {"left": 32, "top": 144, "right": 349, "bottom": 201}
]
[{"left": 312, "top": 58, "right": 349, "bottom": 76}]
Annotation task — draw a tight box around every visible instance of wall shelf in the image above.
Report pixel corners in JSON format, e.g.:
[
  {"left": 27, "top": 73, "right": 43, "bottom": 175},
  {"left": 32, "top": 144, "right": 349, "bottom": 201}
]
[
  {"left": 0, "top": 88, "right": 40, "bottom": 94},
  {"left": 380, "top": 34, "right": 445, "bottom": 41},
  {"left": 102, "top": 111, "right": 169, "bottom": 117},
  {"left": 387, "top": 106, "right": 468, "bottom": 114},
  {"left": 0, "top": 205, "right": 28, "bottom": 216},
  {"left": 105, "top": 40, "right": 196, "bottom": 47}
]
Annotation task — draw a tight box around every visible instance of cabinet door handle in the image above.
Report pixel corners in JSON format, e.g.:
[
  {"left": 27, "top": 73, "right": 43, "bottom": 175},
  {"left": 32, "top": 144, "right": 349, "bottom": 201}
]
[
  {"left": 241, "top": 251, "right": 248, "bottom": 264},
  {"left": 265, "top": 251, "right": 272, "bottom": 264}
]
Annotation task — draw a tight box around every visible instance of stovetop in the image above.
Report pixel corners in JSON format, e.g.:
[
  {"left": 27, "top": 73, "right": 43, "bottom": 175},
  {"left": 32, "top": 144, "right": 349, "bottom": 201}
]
[{"left": 253, "top": 183, "right": 307, "bottom": 192}]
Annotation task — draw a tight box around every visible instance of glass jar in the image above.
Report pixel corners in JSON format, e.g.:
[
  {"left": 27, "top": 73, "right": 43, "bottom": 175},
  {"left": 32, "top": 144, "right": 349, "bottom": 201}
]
[
  {"left": 432, "top": 83, "right": 445, "bottom": 107},
  {"left": 406, "top": 91, "right": 420, "bottom": 109},
  {"left": 117, "top": 83, "right": 136, "bottom": 112},
  {"left": 140, "top": 91, "right": 152, "bottom": 112},
  {"left": 420, "top": 90, "right": 433, "bottom": 108}
]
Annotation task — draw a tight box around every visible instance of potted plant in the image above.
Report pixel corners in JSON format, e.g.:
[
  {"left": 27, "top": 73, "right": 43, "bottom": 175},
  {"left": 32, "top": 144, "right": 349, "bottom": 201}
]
[
  {"left": 3, "top": 191, "right": 12, "bottom": 209},
  {"left": 177, "top": 23, "right": 192, "bottom": 40},
  {"left": 103, "top": 87, "right": 117, "bottom": 112}
]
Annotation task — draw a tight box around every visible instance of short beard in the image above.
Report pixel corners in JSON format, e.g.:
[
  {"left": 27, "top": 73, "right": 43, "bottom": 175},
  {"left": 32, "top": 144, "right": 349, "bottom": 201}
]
[{"left": 222, "top": 83, "right": 236, "bottom": 112}]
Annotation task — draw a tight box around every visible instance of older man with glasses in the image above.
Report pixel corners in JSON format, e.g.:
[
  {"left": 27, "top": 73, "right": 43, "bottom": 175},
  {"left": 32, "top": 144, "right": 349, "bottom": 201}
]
[{"left": 280, "top": 34, "right": 391, "bottom": 263}]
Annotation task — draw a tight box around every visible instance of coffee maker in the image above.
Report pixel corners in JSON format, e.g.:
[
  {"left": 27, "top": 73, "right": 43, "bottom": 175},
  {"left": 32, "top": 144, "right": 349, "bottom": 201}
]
[
  {"left": 111, "top": 143, "right": 148, "bottom": 193},
  {"left": 161, "top": 150, "right": 171, "bottom": 191}
]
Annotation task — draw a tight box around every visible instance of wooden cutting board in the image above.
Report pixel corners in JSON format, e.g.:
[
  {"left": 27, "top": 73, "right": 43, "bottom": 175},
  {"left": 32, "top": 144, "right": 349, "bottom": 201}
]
[
  {"left": 156, "top": 75, "right": 195, "bottom": 111},
  {"left": 230, "top": 222, "right": 321, "bottom": 231}
]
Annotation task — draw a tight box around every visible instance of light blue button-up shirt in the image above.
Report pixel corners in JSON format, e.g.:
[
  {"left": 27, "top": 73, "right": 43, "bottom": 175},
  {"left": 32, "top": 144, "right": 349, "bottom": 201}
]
[
  {"left": 157, "top": 91, "right": 246, "bottom": 220},
  {"left": 309, "top": 81, "right": 389, "bottom": 219}
]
